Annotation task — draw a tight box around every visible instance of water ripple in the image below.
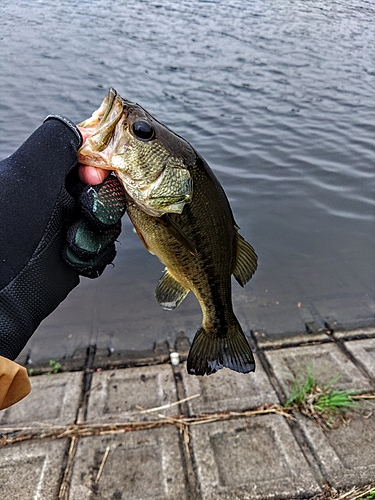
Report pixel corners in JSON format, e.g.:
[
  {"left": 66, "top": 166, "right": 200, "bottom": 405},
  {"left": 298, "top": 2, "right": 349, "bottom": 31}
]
[{"left": 1, "top": 0, "right": 374, "bottom": 339}]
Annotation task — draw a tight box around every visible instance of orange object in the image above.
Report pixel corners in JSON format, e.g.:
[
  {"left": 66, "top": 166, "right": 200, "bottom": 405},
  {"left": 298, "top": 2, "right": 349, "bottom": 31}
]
[{"left": 0, "top": 356, "right": 31, "bottom": 410}]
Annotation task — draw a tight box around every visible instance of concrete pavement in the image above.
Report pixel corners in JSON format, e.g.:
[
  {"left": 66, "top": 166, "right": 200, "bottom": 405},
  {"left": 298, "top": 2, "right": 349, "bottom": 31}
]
[{"left": 1, "top": 327, "right": 375, "bottom": 499}]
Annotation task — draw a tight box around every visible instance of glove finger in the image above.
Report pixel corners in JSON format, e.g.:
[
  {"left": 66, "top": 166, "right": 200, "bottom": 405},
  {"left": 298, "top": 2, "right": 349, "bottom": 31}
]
[
  {"left": 63, "top": 244, "right": 116, "bottom": 279},
  {"left": 66, "top": 218, "right": 121, "bottom": 259},
  {"left": 79, "top": 175, "right": 126, "bottom": 230}
]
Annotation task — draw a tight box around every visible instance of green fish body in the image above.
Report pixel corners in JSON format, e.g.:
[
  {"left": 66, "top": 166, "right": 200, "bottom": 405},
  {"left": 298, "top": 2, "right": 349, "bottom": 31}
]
[{"left": 78, "top": 88, "right": 258, "bottom": 376}]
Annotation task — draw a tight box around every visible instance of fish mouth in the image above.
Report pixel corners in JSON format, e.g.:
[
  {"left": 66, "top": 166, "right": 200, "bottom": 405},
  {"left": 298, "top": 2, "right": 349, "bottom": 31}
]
[
  {"left": 77, "top": 88, "right": 125, "bottom": 168},
  {"left": 77, "top": 88, "right": 117, "bottom": 130}
]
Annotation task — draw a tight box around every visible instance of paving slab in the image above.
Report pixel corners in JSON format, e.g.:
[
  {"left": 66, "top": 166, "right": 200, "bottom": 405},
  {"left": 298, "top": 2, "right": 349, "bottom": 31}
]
[
  {"left": 344, "top": 338, "right": 375, "bottom": 380},
  {"left": 0, "top": 438, "right": 68, "bottom": 499},
  {"left": 191, "top": 414, "right": 321, "bottom": 499},
  {"left": 83, "top": 365, "right": 178, "bottom": 424},
  {"left": 265, "top": 343, "right": 373, "bottom": 399},
  {"left": 0, "top": 372, "right": 83, "bottom": 428},
  {"left": 297, "top": 406, "right": 375, "bottom": 488},
  {"left": 180, "top": 356, "right": 280, "bottom": 416},
  {"left": 68, "top": 427, "right": 188, "bottom": 499}
]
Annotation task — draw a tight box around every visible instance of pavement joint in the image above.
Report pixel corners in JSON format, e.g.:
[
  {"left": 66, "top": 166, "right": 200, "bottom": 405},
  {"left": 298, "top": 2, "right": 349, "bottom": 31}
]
[
  {"left": 254, "top": 349, "right": 288, "bottom": 405},
  {"left": 335, "top": 339, "right": 375, "bottom": 389},
  {"left": 59, "top": 345, "right": 97, "bottom": 500},
  {"left": 172, "top": 364, "right": 201, "bottom": 500},
  {"left": 76, "top": 344, "right": 97, "bottom": 424},
  {"left": 59, "top": 436, "right": 78, "bottom": 500}
]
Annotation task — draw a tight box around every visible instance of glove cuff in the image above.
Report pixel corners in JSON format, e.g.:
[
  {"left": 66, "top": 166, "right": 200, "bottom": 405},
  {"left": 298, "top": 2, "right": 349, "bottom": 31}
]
[{"left": 44, "top": 114, "right": 82, "bottom": 147}]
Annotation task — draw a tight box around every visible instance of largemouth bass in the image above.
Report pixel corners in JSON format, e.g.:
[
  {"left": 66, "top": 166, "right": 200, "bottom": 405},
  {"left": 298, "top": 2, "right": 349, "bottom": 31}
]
[{"left": 78, "top": 88, "right": 258, "bottom": 376}]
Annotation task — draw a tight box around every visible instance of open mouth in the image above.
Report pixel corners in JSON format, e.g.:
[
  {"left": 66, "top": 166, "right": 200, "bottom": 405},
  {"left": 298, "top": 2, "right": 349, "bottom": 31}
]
[
  {"left": 78, "top": 88, "right": 119, "bottom": 131},
  {"left": 77, "top": 88, "right": 125, "bottom": 168}
]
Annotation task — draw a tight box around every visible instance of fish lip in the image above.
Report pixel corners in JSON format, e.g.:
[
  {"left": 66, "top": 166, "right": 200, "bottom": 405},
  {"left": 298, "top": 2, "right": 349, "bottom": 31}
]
[
  {"left": 77, "top": 88, "right": 119, "bottom": 129},
  {"left": 78, "top": 88, "right": 127, "bottom": 165}
]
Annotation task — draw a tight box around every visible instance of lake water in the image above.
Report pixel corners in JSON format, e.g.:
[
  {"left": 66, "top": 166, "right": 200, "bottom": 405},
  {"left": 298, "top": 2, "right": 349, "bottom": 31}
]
[{"left": 1, "top": 0, "right": 374, "bottom": 358}]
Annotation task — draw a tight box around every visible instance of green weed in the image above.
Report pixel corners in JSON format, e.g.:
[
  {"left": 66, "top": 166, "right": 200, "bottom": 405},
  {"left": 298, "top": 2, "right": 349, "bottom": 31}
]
[
  {"left": 284, "top": 368, "right": 361, "bottom": 428},
  {"left": 285, "top": 367, "right": 316, "bottom": 406},
  {"left": 47, "top": 359, "right": 61, "bottom": 375}
]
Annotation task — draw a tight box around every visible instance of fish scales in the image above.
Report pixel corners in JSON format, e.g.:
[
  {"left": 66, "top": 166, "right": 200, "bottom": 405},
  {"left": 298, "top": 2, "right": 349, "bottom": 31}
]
[{"left": 127, "top": 156, "right": 233, "bottom": 325}]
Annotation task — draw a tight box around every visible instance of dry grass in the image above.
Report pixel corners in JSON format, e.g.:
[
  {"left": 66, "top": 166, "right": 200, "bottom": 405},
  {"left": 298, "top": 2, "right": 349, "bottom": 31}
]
[
  {"left": 311, "top": 483, "right": 375, "bottom": 500},
  {"left": 1, "top": 369, "right": 374, "bottom": 446},
  {"left": 0, "top": 400, "right": 291, "bottom": 446}
]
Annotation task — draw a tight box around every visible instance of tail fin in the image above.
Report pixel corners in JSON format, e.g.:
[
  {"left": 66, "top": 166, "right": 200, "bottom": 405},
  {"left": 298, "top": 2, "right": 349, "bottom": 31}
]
[{"left": 187, "top": 321, "right": 255, "bottom": 376}]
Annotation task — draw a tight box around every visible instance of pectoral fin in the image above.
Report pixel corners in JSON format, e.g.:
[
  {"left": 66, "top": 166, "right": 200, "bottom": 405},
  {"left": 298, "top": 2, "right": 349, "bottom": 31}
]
[
  {"left": 232, "top": 232, "right": 258, "bottom": 286},
  {"left": 160, "top": 215, "right": 197, "bottom": 257},
  {"left": 155, "top": 269, "right": 190, "bottom": 310}
]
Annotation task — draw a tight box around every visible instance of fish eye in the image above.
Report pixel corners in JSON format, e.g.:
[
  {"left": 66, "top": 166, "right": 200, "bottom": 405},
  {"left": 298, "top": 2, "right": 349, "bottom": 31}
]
[{"left": 132, "top": 120, "right": 154, "bottom": 141}]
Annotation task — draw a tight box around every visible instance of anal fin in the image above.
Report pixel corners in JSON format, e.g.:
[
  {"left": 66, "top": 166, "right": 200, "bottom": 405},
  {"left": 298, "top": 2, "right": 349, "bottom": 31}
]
[{"left": 155, "top": 269, "right": 190, "bottom": 310}]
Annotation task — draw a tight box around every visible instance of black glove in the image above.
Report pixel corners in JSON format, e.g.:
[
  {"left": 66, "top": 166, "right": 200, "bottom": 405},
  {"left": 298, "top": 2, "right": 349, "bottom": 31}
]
[
  {"left": 0, "top": 116, "right": 126, "bottom": 360},
  {"left": 63, "top": 170, "right": 126, "bottom": 278}
]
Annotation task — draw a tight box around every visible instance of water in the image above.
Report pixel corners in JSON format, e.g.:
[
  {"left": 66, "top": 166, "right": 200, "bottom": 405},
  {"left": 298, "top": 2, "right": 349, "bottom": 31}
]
[{"left": 1, "top": 0, "right": 374, "bottom": 356}]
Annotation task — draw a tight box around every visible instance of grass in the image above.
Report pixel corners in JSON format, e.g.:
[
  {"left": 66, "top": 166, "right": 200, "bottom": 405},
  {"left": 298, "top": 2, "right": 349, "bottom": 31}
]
[
  {"left": 47, "top": 359, "right": 61, "bottom": 375},
  {"left": 27, "top": 359, "right": 62, "bottom": 376},
  {"left": 284, "top": 367, "right": 362, "bottom": 428}
]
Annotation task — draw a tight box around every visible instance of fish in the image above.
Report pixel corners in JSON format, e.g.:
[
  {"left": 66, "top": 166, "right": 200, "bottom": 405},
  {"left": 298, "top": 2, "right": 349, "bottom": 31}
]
[{"left": 78, "top": 88, "right": 258, "bottom": 376}]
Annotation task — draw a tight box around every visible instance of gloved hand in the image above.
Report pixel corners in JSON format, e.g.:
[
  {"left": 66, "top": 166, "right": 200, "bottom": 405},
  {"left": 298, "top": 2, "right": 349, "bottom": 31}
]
[{"left": 0, "top": 115, "right": 126, "bottom": 362}]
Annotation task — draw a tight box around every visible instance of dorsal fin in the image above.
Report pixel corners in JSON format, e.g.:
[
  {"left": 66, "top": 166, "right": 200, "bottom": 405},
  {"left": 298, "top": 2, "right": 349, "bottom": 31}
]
[
  {"left": 232, "top": 232, "right": 258, "bottom": 286},
  {"left": 155, "top": 269, "right": 190, "bottom": 310}
]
